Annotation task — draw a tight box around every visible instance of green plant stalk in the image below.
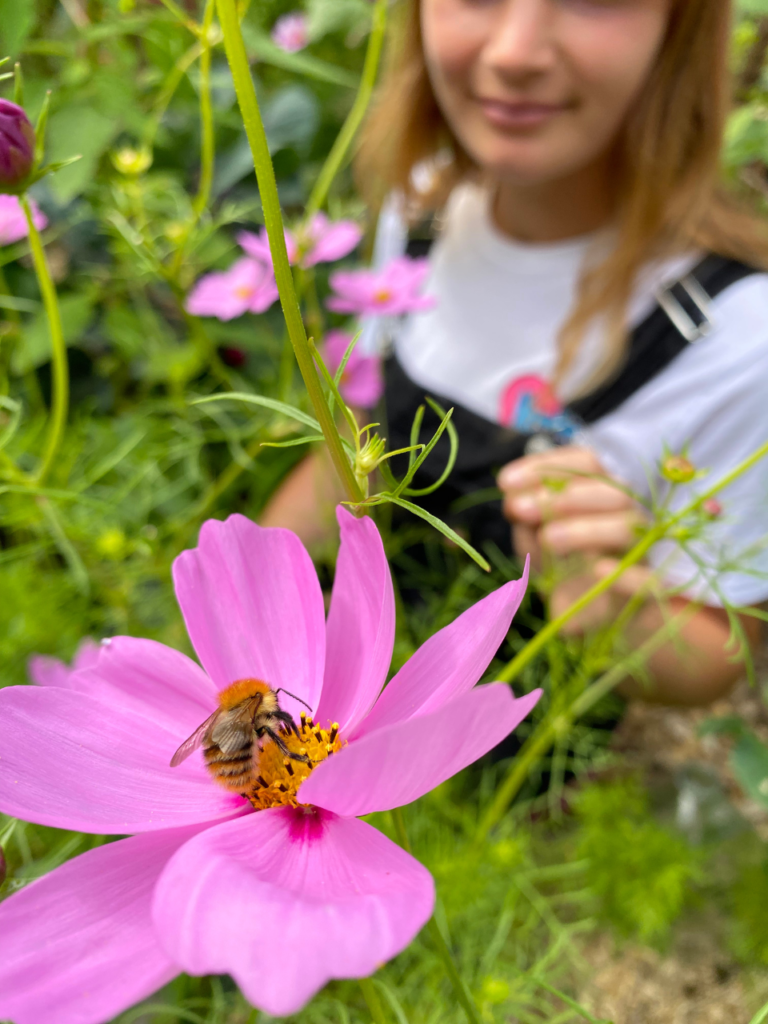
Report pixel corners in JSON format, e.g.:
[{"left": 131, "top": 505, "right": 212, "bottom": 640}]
[
  {"left": 749, "top": 999, "right": 768, "bottom": 1024},
  {"left": 390, "top": 808, "right": 483, "bottom": 1024},
  {"left": 359, "top": 977, "right": 388, "bottom": 1024},
  {"left": 498, "top": 436, "right": 768, "bottom": 685},
  {"left": 528, "top": 977, "right": 609, "bottom": 1024},
  {"left": 170, "top": 0, "right": 215, "bottom": 279},
  {"left": 216, "top": 0, "right": 364, "bottom": 504},
  {"left": 304, "top": 0, "right": 388, "bottom": 220},
  {"left": 21, "top": 195, "right": 68, "bottom": 486},
  {"left": 476, "top": 601, "right": 699, "bottom": 843}
]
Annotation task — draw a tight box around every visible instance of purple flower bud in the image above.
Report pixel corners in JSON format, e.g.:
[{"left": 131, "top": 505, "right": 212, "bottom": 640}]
[{"left": 0, "top": 99, "right": 35, "bottom": 192}]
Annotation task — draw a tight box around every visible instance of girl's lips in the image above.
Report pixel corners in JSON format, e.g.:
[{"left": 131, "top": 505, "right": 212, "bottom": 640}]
[{"left": 477, "top": 97, "right": 569, "bottom": 129}]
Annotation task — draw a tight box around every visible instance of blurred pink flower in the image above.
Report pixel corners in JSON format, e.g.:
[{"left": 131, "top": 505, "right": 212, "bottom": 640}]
[
  {"left": 323, "top": 329, "right": 383, "bottom": 408},
  {"left": 0, "top": 510, "right": 537, "bottom": 1024},
  {"left": 28, "top": 637, "right": 101, "bottom": 688},
  {"left": 185, "top": 258, "right": 279, "bottom": 320},
  {"left": 271, "top": 12, "right": 309, "bottom": 53},
  {"left": 327, "top": 256, "right": 435, "bottom": 317},
  {"left": 238, "top": 213, "right": 362, "bottom": 269},
  {"left": 0, "top": 194, "right": 47, "bottom": 246}
]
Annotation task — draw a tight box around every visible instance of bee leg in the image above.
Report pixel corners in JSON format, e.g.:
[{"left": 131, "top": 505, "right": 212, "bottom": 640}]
[
  {"left": 262, "top": 726, "right": 311, "bottom": 765},
  {"left": 273, "top": 710, "right": 300, "bottom": 738}
]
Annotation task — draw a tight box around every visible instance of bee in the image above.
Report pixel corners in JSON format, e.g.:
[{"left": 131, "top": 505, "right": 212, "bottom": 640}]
[{"left": 170, "top": 679, "right": 312, "bottom": 793}]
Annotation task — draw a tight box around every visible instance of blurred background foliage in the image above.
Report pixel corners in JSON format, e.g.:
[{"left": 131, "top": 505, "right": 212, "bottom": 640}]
[{"left": 1, "top": 1, "right": 768, "bottom": 1022}]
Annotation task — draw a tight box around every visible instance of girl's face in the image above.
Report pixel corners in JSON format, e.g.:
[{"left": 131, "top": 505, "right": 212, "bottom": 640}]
[{"left": 421, "top": 0, "right": 672, "bottom": 185}]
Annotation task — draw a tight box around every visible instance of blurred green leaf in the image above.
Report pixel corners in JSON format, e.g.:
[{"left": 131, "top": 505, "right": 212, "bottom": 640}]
[
  {"left": 241, "top": 25, "right": 358, "bottom": 88},
  {"left": 13, "top": 292, "right": 95, "bottom": 374},
  {"left": 731, "top": 731, "right": 768, "bottom": 808},
  {"left": 0, "top": 0, "right": 36, "bottom": 58},
  {"left": 46, "top": 105, "right": 119, "bottom": 203}
]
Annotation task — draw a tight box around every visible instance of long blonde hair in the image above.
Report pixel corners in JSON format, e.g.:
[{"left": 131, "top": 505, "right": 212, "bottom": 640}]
[{"left": 358, "top": 0, "right": 768, "bottom": 390}]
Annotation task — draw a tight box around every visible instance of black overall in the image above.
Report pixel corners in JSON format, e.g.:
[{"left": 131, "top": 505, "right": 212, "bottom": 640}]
[{"left": 384, "top": 253, "right": 757, "bottom": 558}]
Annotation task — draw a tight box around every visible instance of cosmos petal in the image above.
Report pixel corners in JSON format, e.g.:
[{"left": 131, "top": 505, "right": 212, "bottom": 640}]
[
  {"left": 300, "top": 684, "right": 542, "bottom": 817},
  {"left": 69, "top": 636, "right": 219, "bottom": 736},
  {"left": 304, "top": 218, "right": 362, "bottom": 266},
  {"left": 153, "top": 808, "right": 434, "bottom": 1018},
  {"left": 354, "top": 562, "right": 529, "bottom": 739},
  {"left": 0, "top": 828, "right": 202, "bottom": 1024},
  {"left": 0, "top": 687, "right": 243, "bottom": 833},
  {"left": 173, "top": 515, "right": 326, "bottom": 720},
  {"left": 27, "top": 637, "right": 101, "bottom": 688},
  {"left": 315, "top": 507, "right": 395, "bottom": 734}
]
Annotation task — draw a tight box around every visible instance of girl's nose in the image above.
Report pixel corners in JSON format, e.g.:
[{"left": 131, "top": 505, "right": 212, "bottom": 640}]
[{"left": 481, "top": 0, "right": 557, "bottom": 79}]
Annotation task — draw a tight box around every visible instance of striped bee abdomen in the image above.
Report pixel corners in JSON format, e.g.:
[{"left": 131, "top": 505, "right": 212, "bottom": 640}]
[{"left": 204, "top": 742, "right": 255, "bottom": 792}]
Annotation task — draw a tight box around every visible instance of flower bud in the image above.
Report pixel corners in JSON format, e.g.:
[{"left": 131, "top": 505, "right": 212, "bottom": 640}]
[
  {"left": 0, "top": 99, "right": 35, "bottom": 192},
  {"left": 661, "top": 454, "right": 696, "bottom": 484},
  {"left": 702, "top": 497, "right": 723, "bottom": 519},
  {"left": 111, "top": 145, "right": 152, "bottom": 177}
]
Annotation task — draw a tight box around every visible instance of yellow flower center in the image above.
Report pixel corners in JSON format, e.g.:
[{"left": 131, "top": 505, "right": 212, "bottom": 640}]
[
  {"left": 246, "top": 713, "right": 343, "bottom": 811},
  {"left": 374, "top": 289, "right": 392, "bottom": 304},
  {"left": 234, "top": 285, "right": 254, "bottom": 299}
]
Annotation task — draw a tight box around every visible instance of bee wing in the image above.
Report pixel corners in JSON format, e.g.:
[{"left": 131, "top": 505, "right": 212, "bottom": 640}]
[
  {"left": 170, "top": 709, "right": 221, "bottom": 767},
  {"left": 210, "top": 713, "right": 254, "bottom": 755}
]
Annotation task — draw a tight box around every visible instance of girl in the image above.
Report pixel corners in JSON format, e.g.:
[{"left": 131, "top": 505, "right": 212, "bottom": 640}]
[{"left": 263, "top": 0, "right": 768, "bottom": 705}]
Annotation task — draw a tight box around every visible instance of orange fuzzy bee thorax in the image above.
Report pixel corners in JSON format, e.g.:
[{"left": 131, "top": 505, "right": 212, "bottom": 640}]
[{"left": 217, "top": 678, "right": 276, "bottom": 712}]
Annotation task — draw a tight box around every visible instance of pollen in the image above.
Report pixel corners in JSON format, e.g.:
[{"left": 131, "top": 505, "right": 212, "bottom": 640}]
[
  {"left": 373, "top": 289, "right": 392, "bottom": 304},
  {"left": 246, "top": 717, "right": 343, "bottom": 811}
]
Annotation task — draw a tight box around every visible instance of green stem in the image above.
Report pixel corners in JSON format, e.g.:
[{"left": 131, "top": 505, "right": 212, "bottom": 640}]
[
  {"left": 391, "top": 809, "right": 483, "bottom": 1024},
  {"left": 476, "top": 602, "right": 699, "bottom": 843},
  {"left": 749, "top": 999, "right": 768, "bottom": 1024},
  {"left": 22, "top": 195, "right": 68, "bottom": 486},
  {"left": 216, "top": 0, "right": 364, "bottom": 505},
  {"left": 499, "top": 436, "right": 768, "bottom": 685},
  {"left": 359, "top": 977, "right": 388, "bottom": 1024},
  {"left": 170, "top": 0, "right": 215, "bottom": 280},
  {"left": 304, "top": 0, "right": 388, "bottom": 220},
  {"left": 528, "top": 977, "right": 608, "bottom": 1024}
]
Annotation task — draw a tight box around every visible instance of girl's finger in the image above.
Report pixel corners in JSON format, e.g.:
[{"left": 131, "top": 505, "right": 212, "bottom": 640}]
[
  {"left": 497, "top": 445, "right": 604, "bottom": 494},
  {"left": 504, "top": 478, "right": 634, "bottom": 524},
  {"left": 539, "top": 511, "right": 644, "bottom": 555},
  {"left": 512, "top": 523, "right": 542, "bottom": 571},
  {"left": 593, "top": 557, "right": 658, "bottom": 599}
]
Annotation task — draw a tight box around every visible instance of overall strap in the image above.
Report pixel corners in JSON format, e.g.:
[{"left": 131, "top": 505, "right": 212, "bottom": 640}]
[{"left": 567, "top": 254, "right": 757, "bottom": 424}]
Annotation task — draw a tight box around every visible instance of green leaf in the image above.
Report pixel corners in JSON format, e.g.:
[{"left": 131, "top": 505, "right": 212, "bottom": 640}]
[
  {"left": 46, "top": 105, "right": 120, "bottom": 203},
  {"left": 384, "top": 495, "right": 491, "bottom": 572},
  {"left": 260, "top": 435, "right": 325, "bottom": 448},
  {"left": 241, "top": 25, "right": 358, "bottom": 88},
  {"left": 731, "top": 730, "right": 768, "bottom": 809},
  {"left": 12, "top": 292, "right": 95, "bottom": 375},
  {"left": 0, "top": 0, "right": 36, "bottom": 58},
  {"left": 192, "top": 392, "right": 322, "bottom": 432},
  {"left": 0, "top": 396, "right": 22, "bottom": 453},
  {"left": 306, "top": 0, "right": 372, "bottom": 41}
]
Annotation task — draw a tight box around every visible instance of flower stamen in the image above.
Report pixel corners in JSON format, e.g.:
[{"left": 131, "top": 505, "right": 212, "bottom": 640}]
[{"left": 245, "top": 714, "right": 343, "bottom": 811}]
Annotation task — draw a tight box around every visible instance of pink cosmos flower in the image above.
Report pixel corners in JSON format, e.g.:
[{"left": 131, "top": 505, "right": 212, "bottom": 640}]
[
  {"left": 0, "top": 194, "right": 47, "bottom": 246},
  {"left": 186, "top": 258, "right": 278, "bottom": 321},
  {"left": 0, "top": 510, "right": 537, "bottom": 1024},
  {"left": 271, "top": 11, "right": 309, "bottom": 53},
  {"left": 323, "top": 329, "right": 383, "bottom": 408},
  {"left": 327, "top": 256, "right": 435, "bottom": 317},
  {"left": 27, "top": 636, "right": 101, "bottom": 688},
  {"left": 238, "top": 213, "right": 362, "bottom": 270}
]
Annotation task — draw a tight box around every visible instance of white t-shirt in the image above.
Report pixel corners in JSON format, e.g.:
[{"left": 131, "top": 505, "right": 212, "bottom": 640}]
[{"left": 383, "top": 184, "right": 768, "bottom": 606}]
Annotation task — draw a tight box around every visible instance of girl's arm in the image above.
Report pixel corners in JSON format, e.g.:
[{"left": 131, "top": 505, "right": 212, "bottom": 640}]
[
  {"left": 259, "top": 449, "right": 345, "bottom": 549},
  {"left": 498, "top": 446, "right": 763, "bottom": 706}
]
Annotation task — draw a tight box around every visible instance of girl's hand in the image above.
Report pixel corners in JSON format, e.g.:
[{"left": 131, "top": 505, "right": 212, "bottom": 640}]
[{"left": 497, "top": 446, "right": 647, "bottom": 631}]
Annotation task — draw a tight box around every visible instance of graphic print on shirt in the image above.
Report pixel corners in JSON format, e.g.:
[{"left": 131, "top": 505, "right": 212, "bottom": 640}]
[{"left": 498, "top": 374, "right": 578, "bottom": 440}]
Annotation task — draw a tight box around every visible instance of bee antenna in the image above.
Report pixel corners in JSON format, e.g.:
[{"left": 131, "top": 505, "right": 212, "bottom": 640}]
[{"left": 274, "top": 687, "right": 312, "bottom": 712}]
